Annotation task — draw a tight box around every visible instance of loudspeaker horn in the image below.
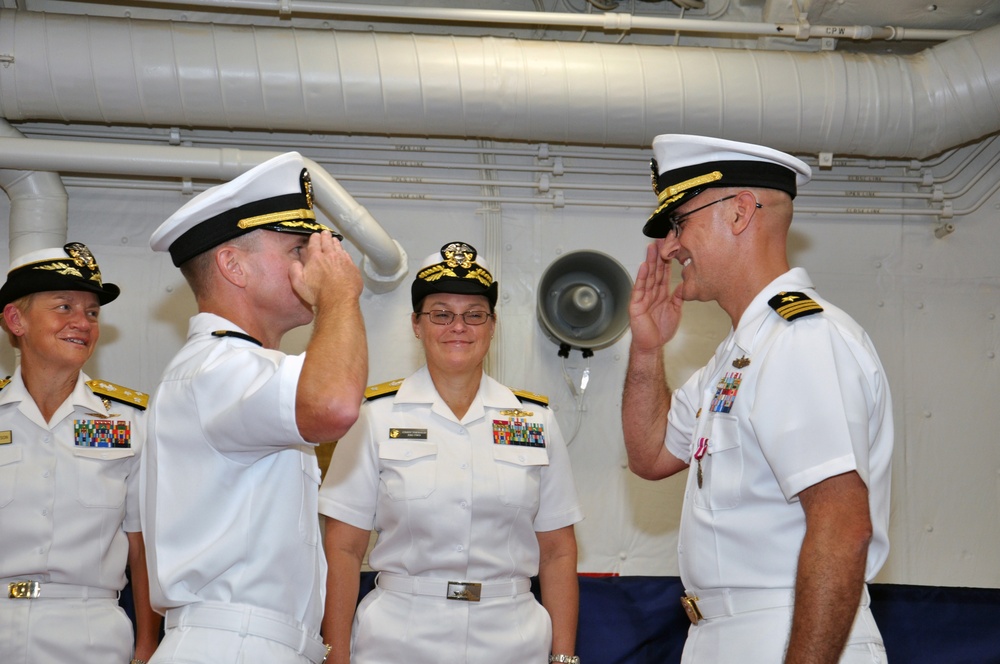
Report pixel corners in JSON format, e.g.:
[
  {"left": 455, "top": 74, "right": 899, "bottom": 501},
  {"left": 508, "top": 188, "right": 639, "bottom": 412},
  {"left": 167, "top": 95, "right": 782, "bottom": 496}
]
[{"left": 537, "top": 250, "right": 633, "bottom": 355}]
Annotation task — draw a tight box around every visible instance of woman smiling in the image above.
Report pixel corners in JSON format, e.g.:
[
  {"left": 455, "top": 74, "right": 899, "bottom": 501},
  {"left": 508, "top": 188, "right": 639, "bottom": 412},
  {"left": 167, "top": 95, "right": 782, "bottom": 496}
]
[
  {"left": 0, "top": 243, "right": 159, "bottom": 664},
  {"left": 320, "top": 241, "right": 583, "bottom": 664}
]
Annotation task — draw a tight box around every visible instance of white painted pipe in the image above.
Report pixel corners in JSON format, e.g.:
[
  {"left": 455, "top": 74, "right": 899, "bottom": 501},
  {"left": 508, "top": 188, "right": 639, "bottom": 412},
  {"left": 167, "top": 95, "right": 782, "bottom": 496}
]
[
  {"left": 0, "top": 120, "right": 68, "bottom": 260},
  {"left": 79, "top": 0, "right": 972, "bottom": 43},
  {"left": 0, "top": 135, "right": 408, "bottom": 292},
  {"left": 302, "top": 157, "right": 408, "bottom": 293},
  {"left": 0, "top": 10, "right": 997, "bottom": 159}
]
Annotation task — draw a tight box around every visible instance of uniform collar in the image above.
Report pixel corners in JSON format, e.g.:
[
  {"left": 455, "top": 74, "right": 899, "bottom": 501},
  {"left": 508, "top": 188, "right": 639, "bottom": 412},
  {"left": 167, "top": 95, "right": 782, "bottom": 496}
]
[
  {"left": 188, "top": 312, "right": 250, "bottom": 339},
  {"left": 0, "top": 367, "right": 106, "bottom": 428},
  {"left": 395, "top": 365, "right": 522, "bottom": 423},
  {"left": 0, "top": 366, "right": 29, "bottom": 408}
]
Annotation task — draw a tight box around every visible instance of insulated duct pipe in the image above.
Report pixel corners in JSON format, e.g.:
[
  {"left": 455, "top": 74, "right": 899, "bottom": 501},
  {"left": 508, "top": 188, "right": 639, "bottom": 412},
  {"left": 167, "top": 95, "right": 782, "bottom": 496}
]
[
  {"left": 0, "top": 120, "right": 68, "bottom": 260},
  {"left": 0, "top": 134, "right": 408, "bottom": 293},
  {"left": 0, "top": 10, "right": 998, "bottom": 159}
]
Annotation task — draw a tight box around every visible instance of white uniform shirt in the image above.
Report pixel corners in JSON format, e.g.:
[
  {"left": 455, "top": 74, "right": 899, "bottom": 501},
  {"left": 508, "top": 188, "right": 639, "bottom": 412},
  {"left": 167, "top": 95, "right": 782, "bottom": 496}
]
[
  {"left": 0, "top": 367, "right": 145, "bottom": 590},
  {"left": 666, "top": 268, "right": 893, "bottom": 591},
  {"left": 319, "top": 365, "right": 583, "bottom": 581},
  {"left": 142, "top": 313, "right": 325, "bottom": 630}
]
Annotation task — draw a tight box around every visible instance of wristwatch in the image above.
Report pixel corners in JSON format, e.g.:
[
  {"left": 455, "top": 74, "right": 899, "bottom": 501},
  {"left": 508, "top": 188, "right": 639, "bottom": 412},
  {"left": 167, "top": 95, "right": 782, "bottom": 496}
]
[{"left": 549, "top": 656, "right": 581, "bottom": 664}]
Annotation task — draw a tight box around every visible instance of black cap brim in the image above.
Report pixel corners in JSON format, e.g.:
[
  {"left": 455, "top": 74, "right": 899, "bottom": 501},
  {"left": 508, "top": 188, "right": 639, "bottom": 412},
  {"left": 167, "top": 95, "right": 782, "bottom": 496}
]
[{"left": 0, "top": 274, "right": 120, "bottom": 309}]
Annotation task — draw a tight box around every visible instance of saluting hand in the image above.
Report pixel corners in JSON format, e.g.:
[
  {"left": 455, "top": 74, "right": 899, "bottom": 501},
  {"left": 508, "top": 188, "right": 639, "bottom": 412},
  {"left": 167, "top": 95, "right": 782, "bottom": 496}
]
[
  {"left": 290, "top": 231, "right": 363, "bottom": 309},
  {"left": 628, "top": 238, "right": 684, "bottom": 352}
]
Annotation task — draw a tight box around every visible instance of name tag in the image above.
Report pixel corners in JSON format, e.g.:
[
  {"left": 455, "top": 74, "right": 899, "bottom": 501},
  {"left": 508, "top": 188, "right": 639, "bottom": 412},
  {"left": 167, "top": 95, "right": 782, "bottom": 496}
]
[{"left": 389, "top": 428, "right": 427, "bottom": 440}]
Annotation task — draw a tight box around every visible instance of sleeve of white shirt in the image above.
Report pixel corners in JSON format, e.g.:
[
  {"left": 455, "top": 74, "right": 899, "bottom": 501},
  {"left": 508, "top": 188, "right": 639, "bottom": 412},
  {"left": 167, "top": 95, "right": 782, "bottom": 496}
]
[
  {"left": 751, "top": 317, "right": 877, "bottom": 501},
  {"left": 317, "top": 403, "right": 379, "bottom": 530},
  {"left": 193, "top": 346, "right": 307, "bottom": 461},
  {"left": 122, "top": 412, "right": 146, "bottom": 533},
  {"left": 534, "top": 408, "right": 584, "bottom": 533}
]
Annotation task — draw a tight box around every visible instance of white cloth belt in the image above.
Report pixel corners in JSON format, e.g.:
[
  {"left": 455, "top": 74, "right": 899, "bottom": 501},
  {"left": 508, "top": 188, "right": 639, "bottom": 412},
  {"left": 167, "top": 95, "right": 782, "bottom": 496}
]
[
  {"left": 3, "top": 579, "right": 119, "bottom": 600},
  {"left": 376, "top": 572, "right": 531, "bottom": 601},
  {"left": 684, "top": 587, "right": 795, "bottom": 621},
  {"left": 165, "top": 602, "right": 328, "bottom": 664},
  {"left": 685, "top": 585, "right": 872, "bottom": 622}
]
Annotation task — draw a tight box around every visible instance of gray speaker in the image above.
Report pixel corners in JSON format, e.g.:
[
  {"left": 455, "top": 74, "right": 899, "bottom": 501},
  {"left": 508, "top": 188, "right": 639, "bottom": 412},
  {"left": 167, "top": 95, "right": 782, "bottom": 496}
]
[{"left": 537, "top": 250, "right": 633, "bottom": 354}]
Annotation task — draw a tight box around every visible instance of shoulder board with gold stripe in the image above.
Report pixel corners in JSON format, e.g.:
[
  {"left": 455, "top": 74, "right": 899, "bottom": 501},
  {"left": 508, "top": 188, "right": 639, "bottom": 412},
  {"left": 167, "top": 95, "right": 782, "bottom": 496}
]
[
  {"left": 364, "top": 379, "right": 405, "bottom": 401},
  {"left": 0, "top": 377, "right": 10, "bottom": 391},
  {"left": 85, "top": 379, "right": 149, "bottom": 410},
  {"left": 768, "top": 291, "right": 824, "bottom": 321},
  {"left": 509, "top": 387, "right": 549, "bottom": 407}
]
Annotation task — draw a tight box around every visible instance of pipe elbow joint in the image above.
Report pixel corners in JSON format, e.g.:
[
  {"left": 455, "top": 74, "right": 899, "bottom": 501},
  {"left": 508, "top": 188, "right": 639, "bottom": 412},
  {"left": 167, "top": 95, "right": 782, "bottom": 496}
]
[{"left": 361, "top": 239, "right": 408, "bottom": 294}]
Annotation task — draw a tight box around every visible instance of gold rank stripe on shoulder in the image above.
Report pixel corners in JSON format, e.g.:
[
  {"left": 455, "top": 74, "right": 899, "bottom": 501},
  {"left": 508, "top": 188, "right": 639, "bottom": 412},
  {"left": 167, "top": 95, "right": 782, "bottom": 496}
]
[
  {"left": 768, "top": 291, "right": 824, "bottom": 321},
  {"left": 365, "top": 379, "right": 404, "bottom": 401},
  {"left": 85, "top": 379, "right": 149, "bottom": 410},
  {"left": 510, "top": 387, "right": 549, "bottom": 407},
  {"left": 0, "top": 377, "right": 10, "bottom": 391}
]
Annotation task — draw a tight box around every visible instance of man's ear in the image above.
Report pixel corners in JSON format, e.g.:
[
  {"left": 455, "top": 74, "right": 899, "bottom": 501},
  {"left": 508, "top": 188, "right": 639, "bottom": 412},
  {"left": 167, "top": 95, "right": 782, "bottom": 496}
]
[
  {"left": 731, "top": 190, "right": 759, "bottom": 236},
  {"left": 215, "top": 246, "right": 248, "bottom": 288}
]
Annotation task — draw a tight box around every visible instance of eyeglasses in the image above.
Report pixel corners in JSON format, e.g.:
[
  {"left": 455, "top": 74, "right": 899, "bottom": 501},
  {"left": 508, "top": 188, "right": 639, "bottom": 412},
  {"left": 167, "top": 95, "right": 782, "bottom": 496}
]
[
  {"left": 416, "top": 310, "right": 495, "bottom": 326},
  {"left": 667, "top": 195, "right": 762, "bottom": 238}
]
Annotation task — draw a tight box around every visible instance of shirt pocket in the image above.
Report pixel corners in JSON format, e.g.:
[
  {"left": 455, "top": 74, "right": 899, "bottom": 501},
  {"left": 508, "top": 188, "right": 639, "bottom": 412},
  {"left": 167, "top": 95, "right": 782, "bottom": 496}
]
[
  {"left": 693, "top": 415, "right": 743, "bottom": 511},
  {"left": 493, "top": 445, "right": 549, "bottom": 510},
  {"left": 72, "top": 447, "right": 134, "bottom": 509},
  {"left": 0, "top": 445, "right": 22, "bottom": 508},
  {"left": 377, "top": 440, "right": 438, "bottom": 501}
]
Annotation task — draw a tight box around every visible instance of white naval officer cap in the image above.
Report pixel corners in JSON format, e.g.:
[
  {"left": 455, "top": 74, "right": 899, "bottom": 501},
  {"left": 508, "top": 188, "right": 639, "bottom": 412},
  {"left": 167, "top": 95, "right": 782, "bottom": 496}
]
[
  {"left": 150, "top": 152, "right": 342, "bottom": 266},
  {"left": 644, "top": 134, "right": 812, "bottom": 238}
]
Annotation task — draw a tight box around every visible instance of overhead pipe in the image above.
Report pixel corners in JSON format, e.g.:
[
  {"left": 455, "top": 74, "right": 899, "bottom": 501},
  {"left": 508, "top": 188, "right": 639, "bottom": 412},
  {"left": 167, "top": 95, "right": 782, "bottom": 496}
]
[
  {"left": 77, "top": 0, "right": 971, "bottom": 43},
  {"left": 0, "top": 134, "right": 408, "bottom": 293},
  {"left": 302, "top": 157, "right": 408, "bottom": 293},
  {"left": 0, "top": 120, "right": 67, "bottom": 260},
  {"left": 0, "top": 10, "right": 997, "bottom": 159}
]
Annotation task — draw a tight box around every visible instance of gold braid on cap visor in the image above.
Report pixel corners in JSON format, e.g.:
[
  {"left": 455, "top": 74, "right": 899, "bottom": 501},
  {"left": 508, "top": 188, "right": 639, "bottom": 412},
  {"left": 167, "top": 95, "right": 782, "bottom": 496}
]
[
  {"left": 650, "top": 170, "right": 724, "bottom": 217},
  {"left": 237, "top": 208, "right": 331, "bottom": 232},
  {"left": 464, "top": 267, "right": 493, "bottom": 288},
  {"left": 416, "top": 264, "right": 493, "bottom": 288},
  {"left": 31, "top": 261, "right": 104, "bottom": 286}
]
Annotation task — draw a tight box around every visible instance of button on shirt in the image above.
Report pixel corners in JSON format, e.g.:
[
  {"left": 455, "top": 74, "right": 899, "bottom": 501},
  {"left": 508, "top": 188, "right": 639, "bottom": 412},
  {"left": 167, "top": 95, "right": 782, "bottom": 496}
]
[
  {"left": 319, "top": 365, "right": 583, "bottom": 582},
  {"left": 0, "top": 367, "right": 144, "bottom": 590},
  {"left": 142, "top": 313, "right": 325, "bottom": 630},
  {"left": 665, "top": 268, "right": 893, "bottom": 591}
]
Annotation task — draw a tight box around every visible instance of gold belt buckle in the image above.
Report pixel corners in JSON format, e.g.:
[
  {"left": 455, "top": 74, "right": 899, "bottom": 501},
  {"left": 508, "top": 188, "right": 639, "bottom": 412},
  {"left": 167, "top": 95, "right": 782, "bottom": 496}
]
[
  {"left": 681, "top": 595, "right": 704, "bottom": 624},
  {"left": 446, "top": 581, "right": 482, "bottom": 602},
  {"left": 8, "top": 581, "right": 41, "bottom": 599}
]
